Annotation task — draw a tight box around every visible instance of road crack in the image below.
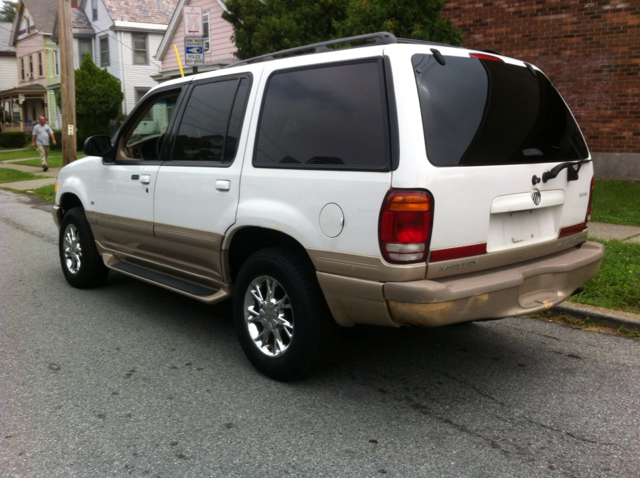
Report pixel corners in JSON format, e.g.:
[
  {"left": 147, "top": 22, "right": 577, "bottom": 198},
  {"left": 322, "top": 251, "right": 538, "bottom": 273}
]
[
  {"left": 524, "top": 417, "right": 616, "bottom": 446},
  {"left": 440, "top": 372, "right": 505, "bottom": 405}
]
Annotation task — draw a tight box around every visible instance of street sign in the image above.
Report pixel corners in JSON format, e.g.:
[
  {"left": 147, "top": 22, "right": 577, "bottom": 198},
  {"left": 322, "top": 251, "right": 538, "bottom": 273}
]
[
  {"left": 184, "top": 36, "right": 204, "bottom": 66},
  {"left": 183, "top": 6, "right": 203, "bottom": 36}
]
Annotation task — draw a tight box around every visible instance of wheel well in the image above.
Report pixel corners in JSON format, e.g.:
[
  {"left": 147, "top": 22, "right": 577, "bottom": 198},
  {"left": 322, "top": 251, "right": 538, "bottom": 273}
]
[
  {"left": 228, "top": 227, "right": 313, "bottom": 283},
  {"left": 60, "top": 193, "right": 84, "bottom": 216}
]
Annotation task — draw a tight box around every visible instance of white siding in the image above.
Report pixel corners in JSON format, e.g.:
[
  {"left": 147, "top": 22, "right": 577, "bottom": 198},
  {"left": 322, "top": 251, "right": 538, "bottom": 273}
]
[
  {"left": 119, "top": 31, "right": 163, "bottom": 114},
  {"left": 84, "top": 0, "right": 121, "bottom": 80},
  {"left": 82, "top": 0, "right": 163, "bottom": 115},
  {"left": 0, "top": 56, "right": 19, "bottom": 91}
]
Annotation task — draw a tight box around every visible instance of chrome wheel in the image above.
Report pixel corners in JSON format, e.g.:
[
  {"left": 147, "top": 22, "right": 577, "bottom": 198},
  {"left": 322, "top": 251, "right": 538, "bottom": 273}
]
[
  {"left": 243, "top": 275, "right": 294, "bottom": 357},
  {"left": 63, "top": 223, "right": 82, "bottom": 274}
]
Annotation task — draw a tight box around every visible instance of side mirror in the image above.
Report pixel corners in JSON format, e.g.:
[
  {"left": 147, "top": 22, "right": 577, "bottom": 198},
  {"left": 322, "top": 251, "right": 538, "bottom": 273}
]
[{"left": 83, "top": 135, "right": 112, "bottom": 157}]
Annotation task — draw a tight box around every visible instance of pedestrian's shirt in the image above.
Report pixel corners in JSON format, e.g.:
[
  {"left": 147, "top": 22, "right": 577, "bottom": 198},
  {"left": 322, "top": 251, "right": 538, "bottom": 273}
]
[{"left": 33, "top": 124, "right": 54, "bottom": 146}]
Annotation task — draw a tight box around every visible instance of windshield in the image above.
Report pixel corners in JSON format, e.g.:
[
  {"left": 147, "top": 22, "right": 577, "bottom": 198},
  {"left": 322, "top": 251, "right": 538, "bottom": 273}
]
[{"left": 413, "top": 54, "right": 589, "bottom": 166}]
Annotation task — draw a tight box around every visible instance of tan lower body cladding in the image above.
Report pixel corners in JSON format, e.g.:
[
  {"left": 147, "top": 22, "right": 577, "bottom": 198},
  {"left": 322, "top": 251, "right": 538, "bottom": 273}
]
[{"left": 317, "top": 241, "right": 604, "bottom": 328}]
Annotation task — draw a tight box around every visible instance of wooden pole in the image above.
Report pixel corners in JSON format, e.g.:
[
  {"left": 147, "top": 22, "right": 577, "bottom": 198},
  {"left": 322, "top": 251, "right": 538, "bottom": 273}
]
[{"left": 57, "top": 0, "right": 76, "bottom": 165}]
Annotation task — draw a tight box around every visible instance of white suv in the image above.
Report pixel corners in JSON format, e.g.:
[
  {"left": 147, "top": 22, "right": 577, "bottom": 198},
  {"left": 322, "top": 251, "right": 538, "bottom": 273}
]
[{"left": 54, "top": 33, "right": 604, "bottom": 380}]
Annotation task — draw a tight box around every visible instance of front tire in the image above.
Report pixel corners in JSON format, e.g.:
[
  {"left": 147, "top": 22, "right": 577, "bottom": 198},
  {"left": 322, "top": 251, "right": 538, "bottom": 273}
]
[
  {"left": 59, "top": 207, "right": 109, "bottom": 288},
  {"left": 233, "top": 247, "right": 339, "bottom": 381}
]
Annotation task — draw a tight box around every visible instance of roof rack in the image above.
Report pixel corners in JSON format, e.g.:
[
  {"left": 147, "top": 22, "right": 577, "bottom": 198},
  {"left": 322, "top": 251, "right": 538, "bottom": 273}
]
[{"left": 226, "top": 32, "right": 398, "bottom": 68}]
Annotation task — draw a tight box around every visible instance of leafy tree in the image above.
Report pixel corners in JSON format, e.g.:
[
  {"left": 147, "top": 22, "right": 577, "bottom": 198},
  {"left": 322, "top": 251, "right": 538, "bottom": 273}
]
[
  {"left": 56, "top": 53, "right": 124, "bottom": 141},
  {"left": 222, "top": 0, "right": 349, "bottom": 60},
  {"left": 338, "top": 0, "right": 461, "bottom": 46},
  {"left": 0, "top": 1, "right": 17, "bottom": 22},
  {"left": 222, "top": 0, "right": 461, "bottom": 59}
]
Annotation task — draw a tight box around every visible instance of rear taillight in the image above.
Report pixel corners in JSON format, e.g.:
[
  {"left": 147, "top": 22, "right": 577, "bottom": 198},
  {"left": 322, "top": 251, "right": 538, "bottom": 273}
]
[
  {"left": 586, "top": 177, "right": 594, "bottom": 222},
  {"left": 379, "top": 190, "right": 434, "bottom": 264}
]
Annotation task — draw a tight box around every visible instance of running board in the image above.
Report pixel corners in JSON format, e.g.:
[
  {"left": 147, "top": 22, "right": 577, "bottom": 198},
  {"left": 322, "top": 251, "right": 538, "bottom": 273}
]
[{"left": 110, "top": 262, "right": 230, "bottom": 304}]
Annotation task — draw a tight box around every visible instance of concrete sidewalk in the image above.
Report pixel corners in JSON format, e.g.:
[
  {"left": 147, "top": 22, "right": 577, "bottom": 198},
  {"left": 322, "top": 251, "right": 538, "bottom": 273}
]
[{"left": 0, "top": 162, "right": 61, "bottom": 190}]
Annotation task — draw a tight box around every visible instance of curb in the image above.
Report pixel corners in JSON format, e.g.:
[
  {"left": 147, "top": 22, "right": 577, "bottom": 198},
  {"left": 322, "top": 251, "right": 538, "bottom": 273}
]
[{"left": 549, "top": 302, "right": 640, "bottom": 332}]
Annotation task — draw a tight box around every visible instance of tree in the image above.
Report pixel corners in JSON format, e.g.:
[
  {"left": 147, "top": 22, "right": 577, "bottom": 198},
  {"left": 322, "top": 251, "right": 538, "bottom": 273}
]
[
  {"left": 222, "top": 0, "right": 349, "bottom": 60},
  {"left": 338, "top": 0, "right": 461, "bottom": 46},
  {"left": 0, "top": 1, "right": 17, "bottom": 22},
  {"left": 57, "top": 53, "right": 124, "bottom": 141},
  {"left": 222, "top": 0, "right": 461, "bottom": 59}
]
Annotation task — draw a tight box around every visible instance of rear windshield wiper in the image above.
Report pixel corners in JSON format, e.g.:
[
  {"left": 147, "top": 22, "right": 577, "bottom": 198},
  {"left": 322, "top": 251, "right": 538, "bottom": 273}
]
[{"left": 540, "top": 159, "right": 592, "bottom": 183}]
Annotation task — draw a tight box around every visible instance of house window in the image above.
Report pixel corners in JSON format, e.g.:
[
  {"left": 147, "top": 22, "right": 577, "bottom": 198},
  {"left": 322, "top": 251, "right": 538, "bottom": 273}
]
[
  {"left": 53, "top": 50, "right": 59, "bottom": 76},
  {"left": 92, "top": 0, "right": 98, "bottom": 21},
  {"left": 29, "top": 55, "right": 33, "bottom": 77},
  {"left": 79, "top": 39, "right": 92, "bottom": 63},
  {"left": 136, "top": 88, "right": 153, "bottom": 121},
  {"left": 21, "top": 58, "right": 25, "bottom": 80},
  {"left": 133, "top": 34, "right": 148, "bottom": 64},
  {"left": 38, "top": 52, "right": 43, "bottom": 77},
  {"left": 203, "top": 11, "right": 210, "bottom": 52},
  {"left": 100, "top": 36, "right": 110, "bottom": 66}
]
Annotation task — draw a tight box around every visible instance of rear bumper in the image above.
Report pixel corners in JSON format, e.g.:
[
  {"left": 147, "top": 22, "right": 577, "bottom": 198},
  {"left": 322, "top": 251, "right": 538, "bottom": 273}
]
[{"left": 317, "top": 241, "right": 604, "bottom": 327}]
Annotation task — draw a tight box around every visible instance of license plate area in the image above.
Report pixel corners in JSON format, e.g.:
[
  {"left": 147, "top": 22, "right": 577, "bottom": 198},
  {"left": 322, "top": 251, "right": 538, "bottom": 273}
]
[{"left": 487, "top": 206, "right": 561, "bottom": 252}]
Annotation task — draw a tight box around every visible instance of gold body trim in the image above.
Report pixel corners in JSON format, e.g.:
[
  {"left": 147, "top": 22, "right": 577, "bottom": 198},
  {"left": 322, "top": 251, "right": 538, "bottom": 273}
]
[
  {"left": 89, "top": 212, "right": 228, "bottom": 294},
  {"left": 308, "top": 249, "right": 425, "bottom": 282},
  {"left": 315, "top": 242, "right": 604, "bottom": 328}
]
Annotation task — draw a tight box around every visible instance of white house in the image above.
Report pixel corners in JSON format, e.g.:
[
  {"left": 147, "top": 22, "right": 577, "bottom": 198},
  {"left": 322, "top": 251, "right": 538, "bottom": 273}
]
[
  {"left": 0, "top": 22, "right": 19, "bottom": 128},
  {"left": 54, "top": 0, "right": 179, "bottom": 115}
]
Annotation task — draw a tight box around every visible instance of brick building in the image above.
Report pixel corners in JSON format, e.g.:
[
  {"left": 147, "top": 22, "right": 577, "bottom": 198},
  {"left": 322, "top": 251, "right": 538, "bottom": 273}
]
[{"left": 443, "top": 0, "right": 640, "bottom": 180}]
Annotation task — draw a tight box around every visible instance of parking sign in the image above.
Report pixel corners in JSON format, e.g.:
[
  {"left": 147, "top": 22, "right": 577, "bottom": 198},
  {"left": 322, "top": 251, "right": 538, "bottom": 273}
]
[{"left": 184, "top": 37, "right": 205, "bottom": 66}]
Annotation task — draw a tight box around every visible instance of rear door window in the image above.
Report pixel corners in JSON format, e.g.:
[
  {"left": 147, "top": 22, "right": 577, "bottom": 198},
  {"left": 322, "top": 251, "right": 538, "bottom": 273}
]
[
  {"left": 171, "top": 77, "right": 250, "bottom": 164},
  {"left": 254, "top": 60, "right": 390, "bottom": 170},
  {"left": 413, "top": 54, "right": 589, "bottom": 166}
]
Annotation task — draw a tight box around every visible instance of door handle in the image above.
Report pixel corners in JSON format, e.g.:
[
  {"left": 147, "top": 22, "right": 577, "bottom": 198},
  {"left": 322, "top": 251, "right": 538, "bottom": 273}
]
[
  {"left": 140, "top": 175, "right": 151, "bottom": 184},
  {"left": 216, "top": 180, "right": 231, "bottom": 191}
]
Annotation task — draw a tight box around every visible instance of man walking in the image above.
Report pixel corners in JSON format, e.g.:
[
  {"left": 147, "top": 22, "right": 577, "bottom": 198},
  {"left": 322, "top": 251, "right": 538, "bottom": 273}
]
[{"left": 32, "top": 116, "right": 56, "bottom": 172}]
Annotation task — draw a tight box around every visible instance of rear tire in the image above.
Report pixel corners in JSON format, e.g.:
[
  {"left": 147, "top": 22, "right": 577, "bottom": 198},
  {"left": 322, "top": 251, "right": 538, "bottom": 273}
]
[
  {"left": 59, "top": 207, "right": 109, "bottom": 288},
  {"left": 233, "top": 247, "right": 340, "bottom": 381}
]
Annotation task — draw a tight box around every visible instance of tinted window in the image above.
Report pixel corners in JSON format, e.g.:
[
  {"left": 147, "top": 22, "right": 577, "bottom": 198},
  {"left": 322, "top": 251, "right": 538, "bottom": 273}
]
[
  {"left": 173, "top": 80, "right": 240, "bottom": 162},
  {"left": 254, "top": 61, "right": 389, "bottom": 170},
  {"left": 413, "top": 55, "right": 589, "bottom": 166}
]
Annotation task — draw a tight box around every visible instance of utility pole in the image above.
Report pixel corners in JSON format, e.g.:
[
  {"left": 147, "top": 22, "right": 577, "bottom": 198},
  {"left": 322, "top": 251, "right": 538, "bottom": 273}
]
[{"left": 57, "top": 0, "right": 76, "bottom": 166}]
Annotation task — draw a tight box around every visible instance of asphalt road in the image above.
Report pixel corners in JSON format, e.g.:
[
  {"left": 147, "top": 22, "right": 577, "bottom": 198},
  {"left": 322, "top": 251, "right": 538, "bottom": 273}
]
[{"left": 1, "top": 189, "right": 639, "bottom": 478}]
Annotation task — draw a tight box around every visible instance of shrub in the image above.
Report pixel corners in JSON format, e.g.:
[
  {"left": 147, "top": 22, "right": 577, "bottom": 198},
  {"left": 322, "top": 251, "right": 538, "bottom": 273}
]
[{"left": 0, "top": 132, "right": 29, "bottom": 148}]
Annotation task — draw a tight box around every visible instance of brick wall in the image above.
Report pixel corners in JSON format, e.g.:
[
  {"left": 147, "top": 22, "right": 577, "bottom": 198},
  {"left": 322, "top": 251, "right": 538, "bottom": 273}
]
[{"left": 443, "top": 0, "right": 640, "bottom": 155}]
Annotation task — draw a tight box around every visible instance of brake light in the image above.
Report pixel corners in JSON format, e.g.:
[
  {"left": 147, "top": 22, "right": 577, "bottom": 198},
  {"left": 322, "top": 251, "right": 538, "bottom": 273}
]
[
  {"left": 586, "top": 177, "right": 594, "bottom": 222},
  {"left": 470, "top": 53, "right": 504, "bottom": 62},
  {"left": 379, "top": 190, "right": 434, "bottom": 264}
]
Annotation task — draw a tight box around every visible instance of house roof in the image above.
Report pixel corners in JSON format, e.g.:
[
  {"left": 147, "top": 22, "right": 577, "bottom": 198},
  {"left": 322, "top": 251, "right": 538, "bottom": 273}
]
[
  {"left": 0, "top": 23, "right": 16, "bottom": 54},
  {"left": 71, "top": 7, "right": 93, "bottom": 30},
  {"left": 101, "top": 0, "right": 179, "bottom": 25},
  {"left": 21, "top": 0, "right": 57, "bottom": 34}
]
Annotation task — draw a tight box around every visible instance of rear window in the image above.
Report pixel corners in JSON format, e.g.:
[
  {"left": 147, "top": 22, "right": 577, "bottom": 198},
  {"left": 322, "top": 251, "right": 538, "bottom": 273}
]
[{"left": 412, "top": 54, "right": 589, "bottom": 166}]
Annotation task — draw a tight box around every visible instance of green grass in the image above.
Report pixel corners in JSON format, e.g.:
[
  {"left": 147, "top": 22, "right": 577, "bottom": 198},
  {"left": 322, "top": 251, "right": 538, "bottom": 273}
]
[
  {"left": 32, "top": 184, "right": 56, "bottom": 202},
  {"left": 568, "top": 238, "right": 640, "bottom": 315},
  {"left": 0, "top": 167, "right": 47, "bottom": 183},
  {"left": 0, "top": 148, "right": 43, "bottom": 161},
  {"left": 591, "top": 180, "right": 640, "bottom": 227},
  {"left": 13, "top": 154, "right": 86, "bottom": 168}
]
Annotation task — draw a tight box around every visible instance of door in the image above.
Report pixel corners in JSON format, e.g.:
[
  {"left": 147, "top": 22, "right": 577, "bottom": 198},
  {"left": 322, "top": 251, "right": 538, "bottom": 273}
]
[
  {"left": 153, "top": 76, "right": 253, "bottom": 286},
  {"left": 91, "top": 89, "right": 181, "bottom": 263}
]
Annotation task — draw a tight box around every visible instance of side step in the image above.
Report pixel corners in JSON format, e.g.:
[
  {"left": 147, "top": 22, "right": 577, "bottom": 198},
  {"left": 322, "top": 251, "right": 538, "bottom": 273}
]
[{"left": 112, "top": 262, "right": 218, "bottom": 297}]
